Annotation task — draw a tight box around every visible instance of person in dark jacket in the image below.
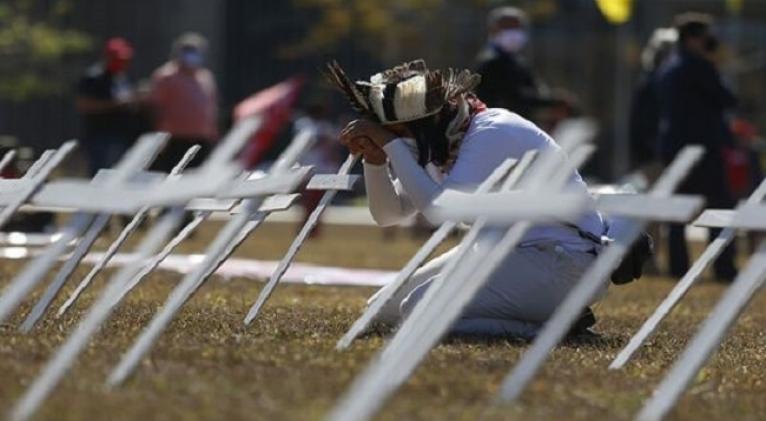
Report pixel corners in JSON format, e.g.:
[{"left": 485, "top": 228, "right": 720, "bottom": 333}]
[
  {"left": 657, "top": 12, "right": 738, "bottom": 281},
  {"left": 474, "top": 7, "right": 562, "bottom": 120},
  {"left": 76, "top": 38, "right": 139, "bottom": 176},
  {"left": 629, "top": 27, "right": 677, "bottom": 171}
]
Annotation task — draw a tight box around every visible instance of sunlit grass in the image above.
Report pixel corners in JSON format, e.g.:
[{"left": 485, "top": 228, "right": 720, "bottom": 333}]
[{"left": 1, "top": 221, "right": 764, "bottom": 420}]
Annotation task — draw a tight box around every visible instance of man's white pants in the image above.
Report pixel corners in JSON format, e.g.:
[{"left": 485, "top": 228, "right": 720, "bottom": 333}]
[{"left": 370, "top": 240, "right": 604, "bottom": 339}]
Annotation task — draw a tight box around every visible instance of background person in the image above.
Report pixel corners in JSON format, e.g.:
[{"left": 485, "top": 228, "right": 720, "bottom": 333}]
[
  {"left": 657, "top": 12, "right": 738, "bottom": 281},
  {"left": 627, "top": 27, "right": 677, "bottom": 275},
  {"left": 629, "top": 27, "right": 677, "bottom": 174},
  {"left": 474, "top": 6, "right": 565, "bottom": 121},
  {"left": 75, "top": 37, "right": 139, "bottom": 176},
  {"left": 149, "top": 32, "right": 218, "bottom": 172}
]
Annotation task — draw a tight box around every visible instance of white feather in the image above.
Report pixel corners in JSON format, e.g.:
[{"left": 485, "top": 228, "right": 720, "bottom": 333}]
[
  {"left": 393, "top": 76, "right": 428, "bottom": 122},
  {"left": 369, "top": 85, "right": 387, "bottom": 123}
]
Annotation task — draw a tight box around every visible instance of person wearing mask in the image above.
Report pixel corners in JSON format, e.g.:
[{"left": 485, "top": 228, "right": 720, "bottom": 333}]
[
  {"left": 474, "top": 7, "right": 564, "bottom": 120},
  {"left": 658, "top": 13, "right": 738, "bottom": 282},
  {"left": 76, "top": 37, "right": 138, "bottom": 176},
  {"left": 150, "top": 32, "right": 218, "bottom": 172}
]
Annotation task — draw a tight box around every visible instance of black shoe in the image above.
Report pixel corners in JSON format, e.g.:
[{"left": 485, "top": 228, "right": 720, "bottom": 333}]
[{"left": 568, "top": 307, "right": 597, "bottom": 337}]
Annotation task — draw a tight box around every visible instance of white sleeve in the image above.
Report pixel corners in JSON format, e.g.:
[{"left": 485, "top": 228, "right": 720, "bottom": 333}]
[
  {"left": 383, "top": 129, "right": 520, "bottom": 203},
  {"left": 363, "top": 161, "right": 416, "bottom": 227},
  {"left": 382, "top": 126, "right": 539, "bottom": 223},
  {"left": 382, "top": 139, "right": 445, "bottom": 213}
]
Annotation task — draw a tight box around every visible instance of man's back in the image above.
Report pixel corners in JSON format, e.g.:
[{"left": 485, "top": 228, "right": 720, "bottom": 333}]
[
  {"left": 77, "top": 64, "right": 135, "bottom": 139},
  {"left": 150, "top": 62, "right": 218, "bottom": 141},
  {"left": 475, "top": 46, "right": 541, "bottom": 118},
  {"left": 657, "top": 50, "right": 736, "bottom": 161}
]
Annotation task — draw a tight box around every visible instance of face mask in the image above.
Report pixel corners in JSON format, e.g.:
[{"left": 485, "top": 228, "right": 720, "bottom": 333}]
[
  {"left": 179, "top": 50, "right": 204, "bottom": 68},
  {"left": 493, "top": 29, "right": 528, "bottom": 53},
  {"left": 106, "top": 58, "right": 129, "bottom": 74}
]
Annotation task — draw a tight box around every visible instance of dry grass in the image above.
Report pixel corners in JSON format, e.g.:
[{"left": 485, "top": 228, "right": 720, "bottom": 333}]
[{"left": 1, "top": 221, "right": 765, "bottom": 420}]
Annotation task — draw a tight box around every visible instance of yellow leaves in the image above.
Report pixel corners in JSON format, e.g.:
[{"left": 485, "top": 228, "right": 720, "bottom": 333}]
[
  {"left": 284, "top": 0, "right": 444, "bottom": 59},
  {"left": 726, "top": 0, "right": 744, "bottom": 15},
  {"left": 354, "top": 1, "right": 391, "bottom": 34}
]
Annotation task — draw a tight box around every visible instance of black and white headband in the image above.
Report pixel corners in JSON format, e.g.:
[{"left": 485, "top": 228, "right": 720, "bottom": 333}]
[{"left": 325, "top": 59, "right": 481, "bottom": 125}]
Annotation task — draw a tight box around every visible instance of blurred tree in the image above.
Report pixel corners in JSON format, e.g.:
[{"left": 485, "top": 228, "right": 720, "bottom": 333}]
[
  {"left": 284, "top": 0, "right": 558, "bottom": 66},
  {"left": 0, "top": 0, "right": 92, "bottom": 100},
  {"left": 284, "top": 0, "right": 442, "bottom": 63}
]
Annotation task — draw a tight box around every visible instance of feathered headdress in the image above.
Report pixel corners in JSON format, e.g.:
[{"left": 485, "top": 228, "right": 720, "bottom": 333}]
[{"left": 324, "top": 59, "right": 481, "bottom": 125}]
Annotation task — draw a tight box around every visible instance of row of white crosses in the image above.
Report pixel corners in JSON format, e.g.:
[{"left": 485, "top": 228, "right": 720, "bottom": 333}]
[
  {"left": 1, "top": 114, "right": 762, "bottom": 421},
  {"left": 4, "top": 117, "right": 366, "bottom": 421},
  {"left": 635, "top": 185, "right": 766, "bottom": 420},
  {"left": 328, "top": 113, "right": 709, "bottom": 421},
  {"left": 329, "top": 128, "right": 766, "bottom": 421}
]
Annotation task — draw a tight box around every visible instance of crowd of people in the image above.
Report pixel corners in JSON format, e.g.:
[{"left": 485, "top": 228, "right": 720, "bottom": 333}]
[
  {"left": 327, "top": 6, "right": 765, "bottom": 337},
  {"left": 473, "top": 8, "right": 763, "bottom": 284},
  {"left": 628, "top": 12, "right": 762, "bottom": 282},
  {"left": 75, "top": 32, "right": 218, "bottom": 175},
  {"left": 72, "top": 8, "right": 763, "bottom": 286}
]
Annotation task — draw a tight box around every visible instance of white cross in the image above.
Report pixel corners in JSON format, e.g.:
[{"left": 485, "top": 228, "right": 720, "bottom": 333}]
[
  {"left": 106, "top": 152, "right": 361, "bottom": 387},
  {"left": 328, "top": 127, "right": 598, "bottom": 421},
  {"left": 636, "top": 201, "right": 766, "bottom": 421},
  {"left": 242, "top": 153, "right": 361, "bottom": 325},
  {"left": 334, "top": 155, "right": 526, "bottom": 351},
  {"left": 20, "top": 145, "right": 202, "bottom": 332},
  {"left": 0, "top": 141, "right": 77, "bottom": 228},
  {"left": 610, "top": 178, "right": 766, "bottom": 370},
  {"left": 9, "top": 117, "right": 267, "bottom": 421},
  {"left": 334, "top": 118, "right": 598, "bottom": 352},
  {"left": 0, "top": 133, "right": 168, "bottom": 325},
  {"left": 494, "top": 146, "right": 705, "bottom": 403},
  {"left": 54, "top": 146, "right": 203, "bottom": 319}
]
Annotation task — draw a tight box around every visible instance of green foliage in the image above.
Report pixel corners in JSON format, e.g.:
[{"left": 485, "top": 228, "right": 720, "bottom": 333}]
[
  {"left": 284, "top": 0, "right": 443, "bottom": 61},
  {"left": 0, "top": 0, "right": 92, "bottom": 100},
  {"left": 285, "top": 0, "right": 559, "bottom": 66}
]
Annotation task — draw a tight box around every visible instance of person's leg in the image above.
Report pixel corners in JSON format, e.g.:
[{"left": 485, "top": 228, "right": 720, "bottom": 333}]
[
  {"left": 707, "top": 159, "right": 738, "bottom": 282},
  {"left": 369, "top": 246, "right": 457, "bottom": 325},
  {"left": 710, "top": 227, "right": 737, "bottom": 281},
  {"left": 449, "top": 318, "right": 541, "bottom": 340},
  {"left": 103, "top": 136, "right": 131, "bottom": 170},
  {"left": 398, "top": 242, "right": 597, "bottom": 338},
  {"left": 398, "top": 275, "right": 543, "bottom": 340},
  {"left": 82, "top": 137, "right": 107, "bottom": 176},
  {"left": 459, "top": 243, "right": 598, "bottom": 323},
  {"left": 667, "top": 223, "right": 689, "bottom": 278},
  {"left": 150, "top": 137, "right": 186, "bottom": 173}
]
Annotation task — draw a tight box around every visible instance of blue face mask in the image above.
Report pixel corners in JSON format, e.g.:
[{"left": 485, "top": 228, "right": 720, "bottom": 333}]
[{"left": 180, "top": 50, "right": 204, "bottom": 68}]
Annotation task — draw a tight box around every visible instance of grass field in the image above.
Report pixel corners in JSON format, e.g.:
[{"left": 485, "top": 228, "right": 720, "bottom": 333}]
[{"left": 1, "top": 221, "right": 765, "bottom": 420}]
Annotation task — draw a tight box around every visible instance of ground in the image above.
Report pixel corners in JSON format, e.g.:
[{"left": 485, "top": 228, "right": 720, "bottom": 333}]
[{"left": 1, "top": 221, "right": 765, "bottom": 421}]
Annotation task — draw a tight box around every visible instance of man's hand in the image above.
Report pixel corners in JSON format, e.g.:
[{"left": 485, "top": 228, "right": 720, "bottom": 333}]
[
  {"left": 340, "top": 119, "right": 396, "bottom": 165},
  {"left": 341, "top": 119, "right": 396, "bottom": 148},
  {"left": 342, "top": 135, "right": 387, "bottom": 165}
]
